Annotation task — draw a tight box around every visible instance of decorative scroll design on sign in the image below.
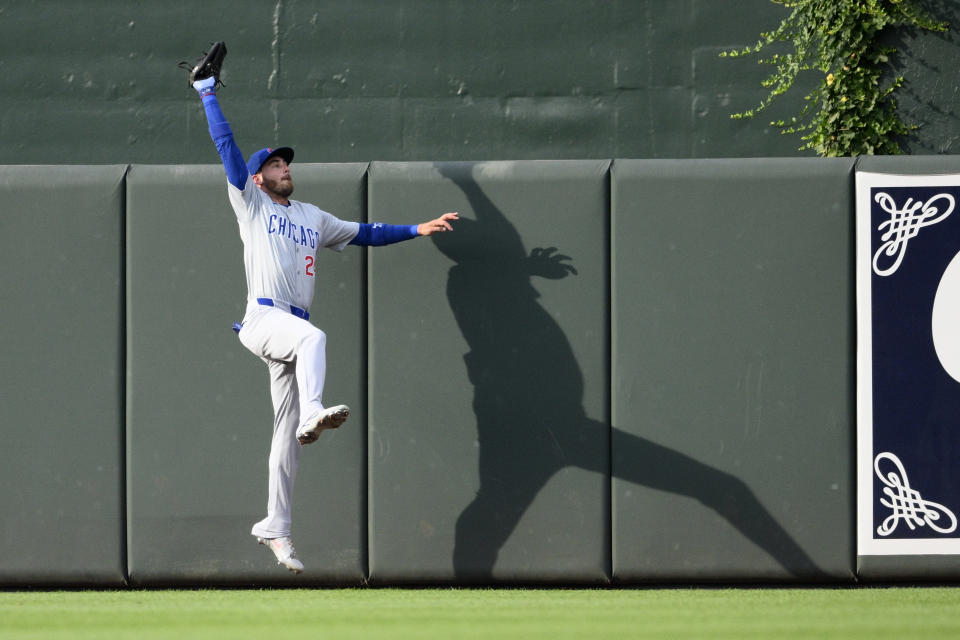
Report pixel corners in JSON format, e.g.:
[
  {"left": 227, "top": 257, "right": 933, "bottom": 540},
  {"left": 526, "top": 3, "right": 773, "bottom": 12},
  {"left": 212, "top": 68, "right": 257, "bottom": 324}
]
[
  {"left": 872, "top": 192, "right": 955, "bottom": 276},
  {"left": 874, "top": 452, "right": 957, "bottom": 536}
]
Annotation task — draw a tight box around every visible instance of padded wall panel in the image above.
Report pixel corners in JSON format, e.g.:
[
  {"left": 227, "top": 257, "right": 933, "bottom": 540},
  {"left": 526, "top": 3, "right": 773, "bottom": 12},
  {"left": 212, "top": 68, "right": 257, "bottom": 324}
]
[
  {"left": 0, "top": 165, "right": 126, "bottom": 586},
  {"left": 855, "top": 154, "right": 960, "bottom": 582},
  {"left": 856, "top": 156, "right": 960, "bottom": 175},
  {"left": 368, "top": 160, "right": 610, "bottom": 583},
  {"left": 611, "top": 158, "right": 856, "bottom": 582},
  {"left": 126, "top": 163, "right": 367, "bottom": 585}
]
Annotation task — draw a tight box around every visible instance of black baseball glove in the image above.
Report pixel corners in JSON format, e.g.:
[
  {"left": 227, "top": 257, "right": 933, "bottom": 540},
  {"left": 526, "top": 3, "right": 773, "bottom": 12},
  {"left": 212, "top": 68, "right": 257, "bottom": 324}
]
[{"left": 179, "top": 41, "right": 227, "bottom": 87}]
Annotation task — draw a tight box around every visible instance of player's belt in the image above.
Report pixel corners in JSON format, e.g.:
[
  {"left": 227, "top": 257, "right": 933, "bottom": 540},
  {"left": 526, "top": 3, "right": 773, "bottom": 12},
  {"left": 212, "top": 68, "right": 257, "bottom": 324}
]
[{"left": 257, "top": 297, "right": 310, "bottom": 321}]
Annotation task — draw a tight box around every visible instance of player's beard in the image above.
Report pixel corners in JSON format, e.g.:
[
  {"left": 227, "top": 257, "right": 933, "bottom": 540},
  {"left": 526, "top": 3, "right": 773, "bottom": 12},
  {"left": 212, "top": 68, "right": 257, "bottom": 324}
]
[{"left": 263, "top": 175, "right": 294, "bottom": 199}]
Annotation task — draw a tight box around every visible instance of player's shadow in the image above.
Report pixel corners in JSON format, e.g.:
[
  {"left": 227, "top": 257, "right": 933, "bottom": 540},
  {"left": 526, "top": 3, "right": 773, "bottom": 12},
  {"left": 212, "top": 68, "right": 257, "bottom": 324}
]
[{"left": 431, "top": 162, "right": 828, "bottom": 583}]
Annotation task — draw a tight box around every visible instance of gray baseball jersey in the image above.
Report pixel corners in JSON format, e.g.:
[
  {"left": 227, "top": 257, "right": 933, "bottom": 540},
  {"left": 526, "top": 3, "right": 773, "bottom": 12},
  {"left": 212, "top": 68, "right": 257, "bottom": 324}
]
[{"left": 228, "top": 174, "right": 359, "bottom": 311}]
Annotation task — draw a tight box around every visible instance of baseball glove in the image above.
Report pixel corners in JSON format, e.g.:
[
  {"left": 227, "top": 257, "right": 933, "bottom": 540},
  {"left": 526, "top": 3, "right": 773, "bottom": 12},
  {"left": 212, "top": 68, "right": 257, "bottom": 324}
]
[{"left": 179, "top": 41, "right": 227, "bottom": 87}]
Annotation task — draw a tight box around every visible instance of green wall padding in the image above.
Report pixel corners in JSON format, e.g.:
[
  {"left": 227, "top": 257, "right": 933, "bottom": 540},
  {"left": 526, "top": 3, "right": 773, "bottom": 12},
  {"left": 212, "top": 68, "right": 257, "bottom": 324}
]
[
  {"left": 125, "top": 163, "right": 368, "bottom": 585},
  {"left": 15, "top": 155, "right": 960, "bottom": 585},
  {"left": 367, "top": 160, "right": 611, "bottom": 583},
  {"left": 611, "top": 158, "right": 856, "bottom": 582},
  {"left": 0, "top": 165, "right": 127, "bottom": 586}
]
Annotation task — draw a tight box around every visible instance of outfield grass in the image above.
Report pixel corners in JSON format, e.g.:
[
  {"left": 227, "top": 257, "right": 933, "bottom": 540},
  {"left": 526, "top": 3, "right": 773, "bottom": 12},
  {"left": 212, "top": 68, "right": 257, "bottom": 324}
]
[{"left": 1, "top": 586, "right": 959, "bottom": 639}]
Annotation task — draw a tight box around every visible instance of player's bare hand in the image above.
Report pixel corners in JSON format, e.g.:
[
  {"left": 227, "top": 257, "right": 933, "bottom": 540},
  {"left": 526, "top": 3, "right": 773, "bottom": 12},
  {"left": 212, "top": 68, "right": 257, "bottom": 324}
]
[{"left": 417, "top": 212, "right": 459, "bottom": 236}]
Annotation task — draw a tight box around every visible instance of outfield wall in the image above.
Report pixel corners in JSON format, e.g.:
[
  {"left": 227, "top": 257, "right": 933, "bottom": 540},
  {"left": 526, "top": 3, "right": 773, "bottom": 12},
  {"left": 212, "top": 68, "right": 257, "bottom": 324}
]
[{"left": 1, "top": 156, "right": 951, "bottom": 587}]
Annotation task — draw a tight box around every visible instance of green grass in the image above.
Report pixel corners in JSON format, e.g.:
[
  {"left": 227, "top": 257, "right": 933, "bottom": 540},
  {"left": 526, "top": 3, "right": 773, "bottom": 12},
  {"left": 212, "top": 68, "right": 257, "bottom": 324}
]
[{"left": 1, "top": 587, "right": 959, "bottom": 639}]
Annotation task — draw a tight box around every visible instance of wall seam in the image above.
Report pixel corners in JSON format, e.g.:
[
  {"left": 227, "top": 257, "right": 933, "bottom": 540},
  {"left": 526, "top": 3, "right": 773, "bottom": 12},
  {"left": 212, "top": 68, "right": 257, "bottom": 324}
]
[
  {"left": 120, "top": 164, "right": 131, "bottom": 587},
  {"left": 361, "top": 162, "right": 372, "bottom": 586},
  {"left": 605, "top": 159, "right": 614, "bottom": 584}
]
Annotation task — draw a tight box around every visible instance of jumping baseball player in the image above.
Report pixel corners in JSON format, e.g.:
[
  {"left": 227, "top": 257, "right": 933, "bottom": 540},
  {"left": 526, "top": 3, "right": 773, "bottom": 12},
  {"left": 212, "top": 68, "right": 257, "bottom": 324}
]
[{"left": 183, "top": 42, "right": 458, "bottom": 573}]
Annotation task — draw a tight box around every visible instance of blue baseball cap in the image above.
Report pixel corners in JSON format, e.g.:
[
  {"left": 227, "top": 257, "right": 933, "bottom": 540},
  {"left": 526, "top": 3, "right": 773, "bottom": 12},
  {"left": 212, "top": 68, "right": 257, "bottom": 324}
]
[{"left": 246, "top": 146, "right": 294, "bottom": 175}]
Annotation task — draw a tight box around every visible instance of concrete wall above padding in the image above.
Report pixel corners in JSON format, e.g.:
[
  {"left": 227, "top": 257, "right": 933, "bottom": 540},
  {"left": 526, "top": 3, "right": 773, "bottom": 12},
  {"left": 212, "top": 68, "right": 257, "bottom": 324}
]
[{"left": 9, "top": 2, "right": 958, "bottom": 164}]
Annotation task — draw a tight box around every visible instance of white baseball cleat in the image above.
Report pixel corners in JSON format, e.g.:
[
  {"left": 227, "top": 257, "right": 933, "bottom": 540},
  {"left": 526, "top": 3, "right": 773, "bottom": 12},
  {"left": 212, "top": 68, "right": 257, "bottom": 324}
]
[
  {"left": 258, "top": 536, "right": 304, "bottom": 574},
  {"left": 296, "top": 404, "right": 350, "bottom": 445}
]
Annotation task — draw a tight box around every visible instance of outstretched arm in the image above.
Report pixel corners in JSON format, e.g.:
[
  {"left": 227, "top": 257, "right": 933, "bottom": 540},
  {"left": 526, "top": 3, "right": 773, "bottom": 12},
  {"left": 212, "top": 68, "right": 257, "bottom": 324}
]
[
  {"left": 349, "top": 212, "right": 459, "bottom": 247},
  {"left": 192, "top": 77, "right": 248, "bottom": 189}
]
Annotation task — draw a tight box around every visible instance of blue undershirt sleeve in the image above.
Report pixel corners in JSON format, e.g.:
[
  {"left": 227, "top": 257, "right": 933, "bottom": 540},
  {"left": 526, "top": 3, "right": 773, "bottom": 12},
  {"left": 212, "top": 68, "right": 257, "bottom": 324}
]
[
  {"left": 199, "top": 92, "right": 248, "bottom": 190},
  {"left": 349, "top": 222, "right": 420, "bottom": 246}
]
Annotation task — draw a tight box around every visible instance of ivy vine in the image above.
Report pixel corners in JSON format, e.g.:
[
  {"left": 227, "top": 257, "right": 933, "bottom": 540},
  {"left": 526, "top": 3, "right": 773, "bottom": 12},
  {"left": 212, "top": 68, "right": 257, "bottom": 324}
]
[{"left": 722, "top": 0, "right": 947, "bottom": 156}]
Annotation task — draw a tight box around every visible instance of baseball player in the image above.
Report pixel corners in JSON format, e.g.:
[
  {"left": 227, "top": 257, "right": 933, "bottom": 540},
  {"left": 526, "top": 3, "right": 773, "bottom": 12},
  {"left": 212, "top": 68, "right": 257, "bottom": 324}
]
[{"left": 183, "top": 42, "right": 458, "bottom": 573}]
